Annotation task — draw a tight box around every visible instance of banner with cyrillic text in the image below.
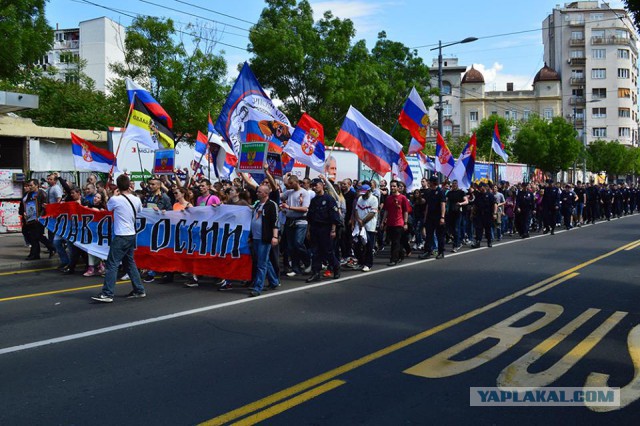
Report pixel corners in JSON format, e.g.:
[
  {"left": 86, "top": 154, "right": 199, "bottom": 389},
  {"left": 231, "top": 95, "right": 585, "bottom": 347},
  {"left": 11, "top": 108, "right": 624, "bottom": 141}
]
[{"left": 41, "top": 203, "right": 252, "bottom": 280}]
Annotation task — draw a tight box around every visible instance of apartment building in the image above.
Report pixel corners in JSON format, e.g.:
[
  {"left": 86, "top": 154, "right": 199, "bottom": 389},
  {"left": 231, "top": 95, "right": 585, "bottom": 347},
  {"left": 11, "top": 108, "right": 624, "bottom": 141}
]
[
  {"left": 543, "top": 1, "right": 639, "bottom": 146},
  {"left": 35, "top": 17, "right": 125, "bottom": 93}
]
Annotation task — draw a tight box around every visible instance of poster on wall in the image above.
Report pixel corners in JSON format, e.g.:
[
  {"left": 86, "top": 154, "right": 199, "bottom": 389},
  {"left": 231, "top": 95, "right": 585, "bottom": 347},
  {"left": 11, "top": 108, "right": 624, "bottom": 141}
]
[
  {"left": 0, "top": 170, "right": 23, "bottom": 199},
  {"left": 0, "top": 201, "right": 21, "bottom": 233}
]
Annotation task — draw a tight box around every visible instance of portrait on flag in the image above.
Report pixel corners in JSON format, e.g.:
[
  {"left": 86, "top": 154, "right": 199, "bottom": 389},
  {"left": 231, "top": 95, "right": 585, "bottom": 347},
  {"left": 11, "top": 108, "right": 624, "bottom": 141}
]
[{"left": 153, "top": 149, "right": 175, "bottom": 175}]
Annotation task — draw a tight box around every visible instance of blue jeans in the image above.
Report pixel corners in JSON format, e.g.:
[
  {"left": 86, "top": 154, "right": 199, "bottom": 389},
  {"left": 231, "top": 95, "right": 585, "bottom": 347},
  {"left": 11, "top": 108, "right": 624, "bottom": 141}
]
[
  {"left": 101, "top": 235, "right": 144, "bottom": 297},
  {"left": 252, "top": 239, "right": 279, "bottom": 293},
  {"left": 53, "top": 235, "right": 70, "bottom": 266},
  {"left": 285, "top": 222, "right": 309, "bottom": 273}
]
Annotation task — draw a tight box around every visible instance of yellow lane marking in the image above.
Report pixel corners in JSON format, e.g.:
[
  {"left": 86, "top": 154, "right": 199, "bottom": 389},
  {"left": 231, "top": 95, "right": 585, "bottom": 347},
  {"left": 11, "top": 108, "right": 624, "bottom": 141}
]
[
  {"left": 200, "top": 238, "right": 640, "bottom": 425},
  {"left": 526, "top": 272, "right": 580, "bottom": 296},
  {"left": 624, "top": 241, "right": 640, "bottom": 251},
  {"left": 226, "top": 380, "right": 346, "bottom": 426},
  {"left": 0, "top": 267, "right": 56, "bottom": 276},
  {"left": 0, "top": 280, "right": 130, "bottom": 302}
]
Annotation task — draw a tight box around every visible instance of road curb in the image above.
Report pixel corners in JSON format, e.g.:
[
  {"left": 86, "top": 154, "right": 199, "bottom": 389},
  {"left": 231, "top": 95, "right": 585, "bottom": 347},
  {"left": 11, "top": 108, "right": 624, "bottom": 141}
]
[{"left": 0, "top": 259, "right": 57, "bottom": 273}]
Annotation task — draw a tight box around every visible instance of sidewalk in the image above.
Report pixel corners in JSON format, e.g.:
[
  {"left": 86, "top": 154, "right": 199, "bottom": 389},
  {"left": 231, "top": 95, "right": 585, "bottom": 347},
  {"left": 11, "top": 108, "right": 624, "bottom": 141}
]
[{"left": 0, "top": 233, "right": 58, "bottom": 272}]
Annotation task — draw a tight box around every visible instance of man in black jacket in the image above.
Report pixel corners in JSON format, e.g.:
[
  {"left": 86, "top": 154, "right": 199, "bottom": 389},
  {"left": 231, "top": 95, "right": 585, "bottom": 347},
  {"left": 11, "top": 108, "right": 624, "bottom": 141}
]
[
  {"left": 249, "top": 184, "right": 280, "bottom": 297},
  {"left": 306, "top": 178, "right": 342, "bottom": 282}
]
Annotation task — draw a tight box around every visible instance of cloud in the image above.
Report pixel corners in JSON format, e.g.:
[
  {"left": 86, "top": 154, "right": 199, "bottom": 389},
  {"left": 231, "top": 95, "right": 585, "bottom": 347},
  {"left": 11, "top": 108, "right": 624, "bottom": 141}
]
[
  {"left": 310, "top": 1, "right": 386, "bottom": 36},
  {"left": 471, "top": 62, "right": 534, "bottom": 91}
]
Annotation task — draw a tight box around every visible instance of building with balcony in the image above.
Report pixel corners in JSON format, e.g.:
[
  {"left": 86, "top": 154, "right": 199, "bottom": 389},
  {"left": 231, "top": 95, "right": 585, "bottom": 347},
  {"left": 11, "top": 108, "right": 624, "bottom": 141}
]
[
  {"left": 427, "top": 57, "right": 467, "bottom": 141},
  {"left": 35, "top": 17, "right": 125, "bottom": 93},
  {"left": 542, "top": 1, "right": 639, "bottom": 146}
]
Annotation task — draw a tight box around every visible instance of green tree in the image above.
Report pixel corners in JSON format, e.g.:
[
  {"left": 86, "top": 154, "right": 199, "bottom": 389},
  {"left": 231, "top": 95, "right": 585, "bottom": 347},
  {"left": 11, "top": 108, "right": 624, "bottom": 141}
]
[
  {"left": 586, "top": 140, "right": 634, "bottom": 181},
  {"left": 111, "top": 18, "right": 229, "bottom": 138},
  {"left": 513, "top": 115, "right": 581, "bottom": 173},
  {"left": 471, "top": 116, "right": 512, "bottom": 161},
  {"left": 248, "top": 0, "right": 431, "bottom": 141},
  {"left": 0, "top": 0, "right": 53, "bottom": 80},
  {"left": 623, "top": 0, "right": 640, "bottom": 31}
]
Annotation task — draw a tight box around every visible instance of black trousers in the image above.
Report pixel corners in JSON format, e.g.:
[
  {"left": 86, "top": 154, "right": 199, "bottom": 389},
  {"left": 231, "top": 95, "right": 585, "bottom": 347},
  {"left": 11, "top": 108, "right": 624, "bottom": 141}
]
[
  {"left": 425, "top": 218, "right": 445, "bottom": 254},
  {"left": 310, "top": 224, "right": 339, "bottom": 273},
  {"left": 387, "top": 226, "right": 404, "bottom": 263},
  {"left": 24, "top": 222, "right": 54, "bottom": 258},
  {"left": 543, "top": 207, "right": 557, "bottom": 230},
  {"left": 474, "top": 216, "right": 493, "bottom": 243}
]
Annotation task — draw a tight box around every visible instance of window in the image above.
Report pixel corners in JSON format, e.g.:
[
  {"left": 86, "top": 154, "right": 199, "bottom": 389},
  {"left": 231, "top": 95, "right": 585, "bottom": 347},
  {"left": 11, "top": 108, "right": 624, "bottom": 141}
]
[
  {"left": 592, "top": 107, "right": 606, "bottom": 118},
  {"left": 544, "top": 108, "right": 553, "bottom": 119},
  {"left": 618, "top": 88, "right": 631, "bottom": 98},
  {"left": 443, "top": 124, "right": 452, "bottom": 136},
  {"left": 591, "top": 29, "right": 605, "bottom": 41},
  {"left": 591, "top": 68, "right": 606, "bottom": 79},
  {"left": 590, "top": 13, "right": 604, "bottom": 20},
  {"left": 571, "top": 50, "right": 585, "bottom": 58},
  {"left": 619, "top": 108, "right": 631, "bottom": 118},
  {"left": 442, "top": 103, "right": 452, "bottom": 116},
  {"left": 572, "top": 88, "right": 584, "bottom": 97},
  {"left": 616, "top": 29, "right": 629, "bottom": 39},
  {"left": 592, "top": 49, "right": 606, "bottom": 59},
  {"left": 505, "top": 110, "right": 510, "bottom": 119},
  {"left": 512, "top": 111, "right": 518, "bottom": 120},
  {"left": 575, "top": 108, "right": 584, "bottom": 120},
  {"left": 592, "top": 88, "right": 607, "bottom": 99},
  {"left": 618, "top": 68, "right": 630, "bottom": 78},
  {"left": 571, "top": 31, "right": 584, "bottom": 40},
  {"left": 619, "top": 127, "right": 631, "bottom": 137},
  {"left": 571, "top": 69, "right": 584, "bottom": 78},
  {"left": 593, "top": 127, "right": 607, "bottom": 138},
  {"left": 442, "top": 81, "right": 452, "bottom": 95},
  {"left": 618, "top": 49, "right": 630, "bottom": 59},
  {"left": 523, "top": 110, "right": 531, "bottom": 120},
  {"left": 469, "top": 111, "right": 478, "bottom": 122}
]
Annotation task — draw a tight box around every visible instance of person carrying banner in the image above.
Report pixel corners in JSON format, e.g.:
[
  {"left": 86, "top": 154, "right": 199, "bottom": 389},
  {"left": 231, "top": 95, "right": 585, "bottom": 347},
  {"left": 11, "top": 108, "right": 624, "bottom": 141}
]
[
  {"left": 21, "top": 179, "right": 56, "bottom": 260},
  {"left": 92, "top": 174, "right": 145, "bottom": 303}
]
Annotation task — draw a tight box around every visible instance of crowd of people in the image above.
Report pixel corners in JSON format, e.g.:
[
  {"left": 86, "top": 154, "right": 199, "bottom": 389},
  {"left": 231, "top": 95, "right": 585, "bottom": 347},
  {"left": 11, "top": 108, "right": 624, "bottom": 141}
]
[{"left": 21, "top": 166, "right": 640, "bottom": 300}]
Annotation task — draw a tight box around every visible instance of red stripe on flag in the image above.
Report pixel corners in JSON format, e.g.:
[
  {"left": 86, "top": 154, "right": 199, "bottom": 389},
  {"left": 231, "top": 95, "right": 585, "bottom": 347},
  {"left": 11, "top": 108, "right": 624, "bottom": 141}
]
[{"left": 336, "top": 130, "right": 392, "bottom": 176}]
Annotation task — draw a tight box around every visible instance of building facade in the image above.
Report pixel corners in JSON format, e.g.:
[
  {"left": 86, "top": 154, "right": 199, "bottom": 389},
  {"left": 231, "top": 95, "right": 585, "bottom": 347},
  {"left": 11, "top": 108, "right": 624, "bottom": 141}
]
[
  {"left": 36, "top": 17, "right": 125, "bottom": 93},
  {"left": 543, "top": 1, "right": 639, "bottom": 146},
  {"left": 427, "top": 57, "right": 467, "bottom": 141}
]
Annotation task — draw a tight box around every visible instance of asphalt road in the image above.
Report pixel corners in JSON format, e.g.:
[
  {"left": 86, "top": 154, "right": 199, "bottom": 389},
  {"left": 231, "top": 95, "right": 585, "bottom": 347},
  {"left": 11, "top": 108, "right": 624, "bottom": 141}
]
[{"left": 1, "top": 214, "right": 640, "bottom": 425}]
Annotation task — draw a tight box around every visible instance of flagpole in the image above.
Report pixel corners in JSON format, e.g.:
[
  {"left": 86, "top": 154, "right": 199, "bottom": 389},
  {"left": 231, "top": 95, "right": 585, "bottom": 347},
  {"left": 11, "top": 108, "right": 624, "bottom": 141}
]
[
  {"left": 108, "top": 92, "right": 137, "bottom": 181},
  {"left": 188, "top": 129, "right": 216, "bottom": 187},
  {"left": 135, "top": 143, "right": 145, "bottom": 182}
]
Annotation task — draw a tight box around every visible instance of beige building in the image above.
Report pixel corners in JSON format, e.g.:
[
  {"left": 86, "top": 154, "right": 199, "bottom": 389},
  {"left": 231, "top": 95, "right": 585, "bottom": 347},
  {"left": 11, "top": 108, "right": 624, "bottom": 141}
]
[
  {"left": 542, "top": 1, "right": 639, "bottom": 146},
  {"left": 427, "top": 57, "right": 467, "bottom": 140},
  {"left": 459, "top": 65, "right": 563, "bottom": 134}
]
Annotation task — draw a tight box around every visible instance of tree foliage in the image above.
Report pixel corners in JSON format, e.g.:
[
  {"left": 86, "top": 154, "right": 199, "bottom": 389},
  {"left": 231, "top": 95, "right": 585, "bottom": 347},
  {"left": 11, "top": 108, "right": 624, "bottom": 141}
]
[
  {"left": 623, "top": 0, "right": 640, "bottom": 31},
  {"left": 0, "top": 0, "right": 53, "bottom": 80},
  {"left": 111, "top": 17, "right": 229, "bottom": 138},
  {"left": 248, "top": 0, "right": 431, "bottom": 141},
  {"left": 513, "top": 115, "right": 581, "bottom": 173},
  {"left": 471, "top": 116, "right": 512, "bottom": 161},
  {"left": 586, "top": 139, "right": 636, "bottom": 178}
]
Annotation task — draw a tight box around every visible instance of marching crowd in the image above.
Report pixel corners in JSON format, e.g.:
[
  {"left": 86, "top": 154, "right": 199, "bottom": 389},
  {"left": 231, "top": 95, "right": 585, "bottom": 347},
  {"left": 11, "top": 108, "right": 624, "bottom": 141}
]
[{"left": 20, "top": 166, "right": 640, "bottom": 301}]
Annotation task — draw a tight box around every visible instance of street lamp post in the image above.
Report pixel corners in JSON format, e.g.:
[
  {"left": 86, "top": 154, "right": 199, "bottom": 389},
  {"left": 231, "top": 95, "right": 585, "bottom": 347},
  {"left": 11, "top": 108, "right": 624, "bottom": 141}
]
[
  {"left": 431, "top": 37, "right": 478, "bottom": 136},
  {"left": 583, "top": 98, "right": 601, "bottom": 181}
]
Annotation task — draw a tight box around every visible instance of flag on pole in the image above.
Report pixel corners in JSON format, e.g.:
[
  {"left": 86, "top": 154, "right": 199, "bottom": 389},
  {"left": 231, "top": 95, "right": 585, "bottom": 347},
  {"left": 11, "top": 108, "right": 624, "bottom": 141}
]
[
  {"left": 207, "top": 113, "right": 237, "bottom": 179},
  {"left": 434, "top": 131, "right": 455, "bottom": 177},
  {"left": 71, "top": 133, "right": 118, "bottom": 173},
  {"left": 392, "top": 151, "right": 413, "bottom": 188},
  {"left": 214, "top": 62, "right": 292, "bottom": 156},
  {"left": 336, "top": 106, "right": 403, "bottom": 176},
  {"left": 399, "top": 87, "right": 429, "bottom": 153},
  {"left": 491, "top": 121, "right": 508, "bottom": 162},
  {"left": 284, "top": 113, "right": 326, "bottom": 172},
  {"left": 408, "top": 138, "right": 425, "bottom": 155},
  {"left": 125, "top": 78, "right": 173, "bottom": 129},
  {"left": 122, "top": 97, "right": 175, "bottom": 150},
  {"left": 450, "top": 133, "right": 477, "bottom": 190},
  {"left": 192, "top": 131, "right": 214, "bottom": 174},
  {"left": 417, "top": 151, "right": 435, "bottom": 172}
]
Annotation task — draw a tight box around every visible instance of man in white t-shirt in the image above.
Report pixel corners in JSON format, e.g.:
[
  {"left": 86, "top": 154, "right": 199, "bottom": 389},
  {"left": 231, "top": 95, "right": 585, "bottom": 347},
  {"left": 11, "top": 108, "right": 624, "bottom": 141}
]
[
  {"left": 351, "top": 183, "right": 378, "bottom": 272},
  {"left": 92, "top": 174, "right": 145, "bottom": 303}
]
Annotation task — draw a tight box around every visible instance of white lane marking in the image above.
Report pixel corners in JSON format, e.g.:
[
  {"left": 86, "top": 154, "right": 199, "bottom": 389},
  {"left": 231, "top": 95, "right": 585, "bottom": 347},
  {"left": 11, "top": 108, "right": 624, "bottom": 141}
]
[{"left": 0, "top": 213, "right": 636, "bottom": 356}]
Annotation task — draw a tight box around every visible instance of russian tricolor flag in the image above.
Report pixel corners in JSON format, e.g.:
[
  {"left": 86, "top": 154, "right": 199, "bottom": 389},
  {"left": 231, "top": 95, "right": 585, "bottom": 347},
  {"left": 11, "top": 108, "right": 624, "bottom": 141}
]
[
  {"left": 392, "top": 151, "right": 413, "bottom": 188},
  {"left": 491, "top": 121, "right": 509, "bottom": 162},
  {"left": 399, "top": 87, "right": 429, "bottom": 153},
  {"left": 126, "top": 78, "right": 173, "bottom": 129},
  {"left": 336, "top": 106, "right": 403, "bottom": 176},
  {"left": 71, "top": 133, "right": 118, "bottom": 173},
  {"left": 450, "top": 133, "right": 477, "bottom": 190},
  {"left": 435, "top": 131, "right": 455, "bottom": 178}
]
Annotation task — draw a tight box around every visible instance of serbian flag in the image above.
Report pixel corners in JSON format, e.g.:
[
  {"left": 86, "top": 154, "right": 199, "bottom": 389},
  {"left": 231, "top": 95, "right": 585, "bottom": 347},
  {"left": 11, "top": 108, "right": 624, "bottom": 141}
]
[
  {"left": 71, "top": 133, "right": 118, "bottom": 173},
  {"left": 450, "top": 133, "right": 477, "bottom": 190},
  {"left": 417, "top": 151, "right": 435, "bottom": 172},
  {"left": 208, "top": 113, "right": 237, "bottom": 179},
  {"left": 125, "top": 78, "right": 173, "bottom": 129},
  {"left": 399, "top": 87, "right": 429, "bottom": 152},
  {"left": 284, "top": 113, "right": 325, "bottom": 172},
  {"left": 336, "top": 106, "right": 403, "bottom": 176},
  {"left": 435, "top": 131, "right": 455, "bottom": 177},
  {"left": 192, "top": 131, "right": 213, "bottom": 174},
  {"left": 491, "top": 121, "right": 508, "bottom": 162},
  {"left": 392, "top": 151, "right": 413, "bottom": 188}
]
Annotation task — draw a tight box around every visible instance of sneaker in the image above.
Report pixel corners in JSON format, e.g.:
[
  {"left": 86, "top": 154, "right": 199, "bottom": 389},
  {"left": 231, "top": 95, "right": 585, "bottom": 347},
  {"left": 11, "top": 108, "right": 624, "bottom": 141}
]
[
  {"left": 143, "top": 276, "right": 155, "bottom": 283},
  {"left": 286, "top": 271, "right": 298, "bottom": 277},
  {"left": 361, "top": 266, "right": 371, "bottom": 272},
  {"left": 452, "top": 246, "right": 459, "bottom": 253},
  {"left": 436, "top": 252, "right": 445, "bottom": 260},
  {"left": 267, "top": 283, "right": 281, "bottom": 290},
  {"left": 386, "top": 261, "right": 398, "bottom": 267},
  {"left": 126, "top": 291, "right": 146, "bottom": 298},
  {"left": 303, "top": 264, "right": 312, "bottom": 274},
  {"left": 323, "top": 269, "right": 332, "bottom": 277},
  {"left": 419, "top": 252, "right": 432, "bottom": 259},
  {"left": 249, "top": 290, "right": 261, "bottom": 297},
  {"left": 183, "top": 279, "right": 199, "bottom": 288},
  {"left": 83, "top": 266, "right": 96, "bottom": 277},
  {"left": 218, "top": 281, "right": 233, "bottom": 291},
  {"left": 91, "top": 293, "right": 113, "bottom": 303},
  {"left": 120, "top": 274, "right": 130, "bottom": 280}
]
